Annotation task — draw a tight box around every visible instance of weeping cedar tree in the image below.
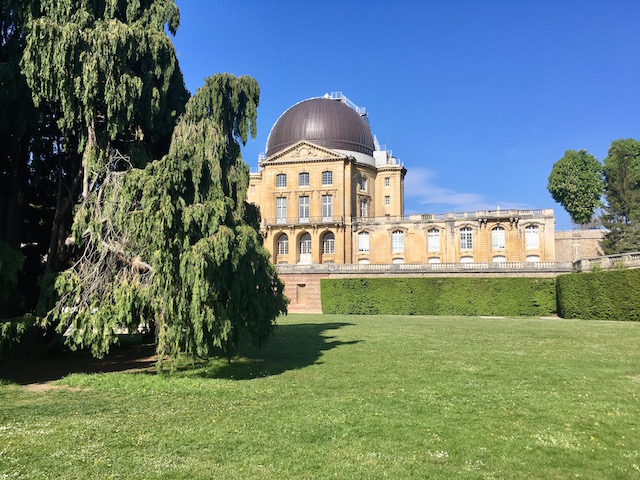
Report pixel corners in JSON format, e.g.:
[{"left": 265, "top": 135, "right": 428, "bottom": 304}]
[
  {"left": 601, "top": 139, "right": 640, "bottom": 254},
  {"left": 50, "top": 74, "right": 288, "bottom": 364},
  {"left": 547, "top": 149, "right": 603, "bottom": 225},
  {"left": 21, "top": 0, "right": 189, "bottom": 277}
]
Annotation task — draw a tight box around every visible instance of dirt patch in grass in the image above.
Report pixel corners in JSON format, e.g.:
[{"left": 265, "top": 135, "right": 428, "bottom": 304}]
[{"left": 0, "top": 342, "right": 157, "bottom": 387}]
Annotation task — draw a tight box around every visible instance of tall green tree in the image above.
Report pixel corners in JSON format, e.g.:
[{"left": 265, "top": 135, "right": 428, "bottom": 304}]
[
  {"left": 21, "top": 0, "right": 188, "bottom": 274},
  {"left": 601, "top": 138, "right": 640, "bottom": 253},
  {"left": 51, "top": 74, "right": 287, "bottom": 362},
  {"left": 547, "top": 149, "right": 603, "bottom": 225}
]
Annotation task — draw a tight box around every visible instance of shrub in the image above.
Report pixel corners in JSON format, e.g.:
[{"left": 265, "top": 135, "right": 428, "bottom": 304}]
[
  {"left": 556, "top": 269, "right": 640, "bottom": 321},
  {"left": 321, "top": 277, "right": 557, "bottom": 316}
]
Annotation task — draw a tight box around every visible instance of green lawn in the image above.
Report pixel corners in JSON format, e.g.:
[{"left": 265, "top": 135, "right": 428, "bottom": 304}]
[{"left": 1, "top": 314, "right": 639, "bottom": 479}]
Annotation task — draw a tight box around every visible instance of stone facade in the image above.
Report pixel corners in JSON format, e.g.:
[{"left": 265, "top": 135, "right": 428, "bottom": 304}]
[{"left": 248, "top": 94, "right": 557, "bottom": 268}]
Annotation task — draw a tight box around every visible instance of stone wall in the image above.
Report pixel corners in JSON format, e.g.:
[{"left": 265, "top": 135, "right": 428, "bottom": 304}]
[
  {"left": 279, "top": 272, "right": 328, "bottom": 314},
  {"left": 554, "top": 230, "right": 605, "bottom": 263}
]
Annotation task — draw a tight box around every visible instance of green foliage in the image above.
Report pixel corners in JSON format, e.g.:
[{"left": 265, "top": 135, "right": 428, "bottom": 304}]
[
  {"left": 0, "top": 314, "right": 35, "bottom": 354},
  {"left": 0, "top": 241, "right": 25, "bottom": 308},
  {"left": 556, "top": 268, "right": 640, "bottom": 321},
  {"left": 321, "top": 277, "right": 556, "bottom": 316},
  {"left": 52, "top": 74, "right": 287, "bottom": 362},
  {"left": 547, "top": 149, "right": 603, "bottom": 224},
  {"left": 601, "top": 138, "right": 640, "bottom": 254}
]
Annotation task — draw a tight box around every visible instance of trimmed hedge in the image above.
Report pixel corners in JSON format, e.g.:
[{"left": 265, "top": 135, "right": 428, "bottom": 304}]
[
  {"left": 556, "top": 268, "right": 640, "bottom": 321},
  {"left": 321, "top": 277, "right": 557, "bottom": 316}
]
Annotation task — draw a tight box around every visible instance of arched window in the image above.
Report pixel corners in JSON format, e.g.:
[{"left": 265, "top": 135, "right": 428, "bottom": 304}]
[
  {"left": 277, "top": 234, "right": 288, "bottom": 256},
  {"left": 322, "top": 232, "right": 335, "bottom": 254},
  {"left": 428, "top": 257, "right": 441, "bottom": 264},
  {"left": 493, "top": 255, "right": 506, "bottom": 263},
  {"left": 460, "top": 227, "right": 473, "bottom": 250},
  {"left": 392, "top": 230, "right": 404, "bottom": 253},
  {"left": 525, "top": 225, "right": 539, "bottom": 250},
  {"left": 428, "top": 229, "right": 440, "bottom": 252},
  {"left": 460, "top": 255, "right": 474, "bottom": 263},
  {"left": 299, "top": 233, "right": 312, "bottom": 263},
  {"left": 526, "top": 255, "right": 540, "bottom": 263},
  {"left": 358, "top": 231, "right": 369, "bottom": 253},
  {"left": 492, "top": 226, "right": 505, "bottom": 249}
]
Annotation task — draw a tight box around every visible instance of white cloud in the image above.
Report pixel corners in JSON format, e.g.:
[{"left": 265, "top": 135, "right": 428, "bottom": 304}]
[{"left": 403, "top": 167, "right": 533, "bottom": 213}]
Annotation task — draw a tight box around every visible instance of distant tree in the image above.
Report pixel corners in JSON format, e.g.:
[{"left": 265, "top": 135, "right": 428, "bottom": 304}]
[
  {"left": 50, "top": 74, "right": 288, "bottom": 364},
  {"left": 547, "top": 149, "right": 603, "bottom": 225},
  {"left": 601, "top": 139, "right": 640, "bottom": 253}
]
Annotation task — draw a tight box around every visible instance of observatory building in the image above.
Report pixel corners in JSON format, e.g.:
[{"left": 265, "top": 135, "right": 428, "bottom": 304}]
[{"left": 247, "top": 93, "right": 556, "bottom": 267}]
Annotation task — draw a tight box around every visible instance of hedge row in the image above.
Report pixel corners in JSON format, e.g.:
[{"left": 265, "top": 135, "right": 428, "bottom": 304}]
[
  {"left": 556, "top": 268, "right": 640, "bottom": 321},
  {"left": 321, "top": 277, "right": 557, "bottom": 316}
]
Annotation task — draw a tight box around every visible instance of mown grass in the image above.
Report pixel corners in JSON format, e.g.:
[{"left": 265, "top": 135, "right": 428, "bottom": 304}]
[{"left": 1, "top": 314, "right": 639, "bottom": 479}]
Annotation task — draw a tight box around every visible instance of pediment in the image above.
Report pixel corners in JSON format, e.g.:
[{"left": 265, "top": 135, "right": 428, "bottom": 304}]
[{"left": 264, "top": 141, "right": 347, "bottom": 163}]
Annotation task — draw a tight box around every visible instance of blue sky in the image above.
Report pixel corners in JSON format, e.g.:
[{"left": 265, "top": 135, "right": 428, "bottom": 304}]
[{"left": 172, "top": 1, "right": 640, "bottom": 229}]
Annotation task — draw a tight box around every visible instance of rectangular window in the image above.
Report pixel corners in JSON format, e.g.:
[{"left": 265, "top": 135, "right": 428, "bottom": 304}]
[
  {"left": 428, "top": 229, "right": 440, "bottom": 252},
  {"left": 358, "top": 232, "right": 369, "bottom": 253},
  {"left": 276, "top": 197, "right": 287, "bottom": 224},
  {"left": 384, "top": 177, "right": 390, "bottom": 187},
  {"left": 360, "top": 200, "right": 367, "bottom": 218},
  {"left": 525, "top": 226, "right": 539, "bottom": 250},
  {"left": 492, "top": 228, "right": 505, "bottom": 249},
  {"left": 276, "top": 174, "right": 286, "bottom": 188},
  {"left": 460, "top": 227, "right": 473, "bottom": 250},
  {"left": 322, "top": 171, "right": 332, "bottom": 185},
  {"left": 322, "top": 195, "right": 333, "bottom": 221},
  {"left": 298, "top": 172, "right": 309, "bottom": 186},
  {"left": 359, "top": 176, "right": 367, "bottom": 191},
  {"left": 298, "top": 196, "right": 309, "bottom": 223},
  {"left": 384, "top": 195, "right": 390, "bottom": 205},
  {"left": 250, "top": 185, "right": 255, "bottom": 194},
  {"left": 392, "top": 230, "right": 404, "bottom": 253}
]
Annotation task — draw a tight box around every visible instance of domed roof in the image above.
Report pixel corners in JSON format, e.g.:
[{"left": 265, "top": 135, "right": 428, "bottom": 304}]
[{"left": 266, "top": 97, "right": 375, "bottom": 157}]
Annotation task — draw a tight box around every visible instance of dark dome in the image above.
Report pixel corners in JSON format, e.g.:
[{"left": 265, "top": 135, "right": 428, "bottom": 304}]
[{"left": 266, "top": 98, "right": 375, "bottom": 157}]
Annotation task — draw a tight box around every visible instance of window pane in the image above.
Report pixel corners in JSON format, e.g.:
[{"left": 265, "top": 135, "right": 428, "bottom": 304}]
[
  {"left": 428, "top": 257, "right": 441, "bottom": 264},
  {"left": 360, "top": 200, "right": 367, "bottom": 218},
  {"left": 322, "top": 171, "right": 332, "bottom": 185},
  {"left": 493, "top": 255, "right": 506, "bottom": 263},
  {"left": 460, "top": 256, "right": 473, "bottom": 263},
  {"left": 276, "top": 174, "right": 286, "bottom": 187},
  {"left": 460, "top": 227, "right": 473, "bottom": 250},
  {"left": 300, "top": 233, "right": 311, "bottom": 255},
  {"left": 298, "top": 172, "right": 309, "bottom": 186},
  {"left": 384, "top": 177, "right": 390, "bottom": 187},
  {"left": 323, "top": 232, "right": 335, "bottom": 254},
  {"left": 276, "top": 197, "right": 287, "bottom": 224},
  {"left": 428, "top": 229, "right": 440, "bottom": 252},
  {"left": 392, "top": 230, "right": 404, "bottom": 253},
  {"left": 526, "top": 255, "right": 540, "bottom": 263},
  {"left": 299, "top": 196, "right": 309, "bottom": 222},
  {"left": 384, "top": 196, "right": 390, "bottom": 205},
  {"left": 322, "top": 195, "right": 333, "bottom": 220},
  {"left": 492, "top": 227, "right": 505, "bottom": 249},
  {"left": 525, "top": 226, "right": 539, "bottom": 250},
  {"left": 358, "top": 232, "right": 369, "bottom": 252},
  {"left": 277, "top": 234, "right": 288, "bottom": 255}
]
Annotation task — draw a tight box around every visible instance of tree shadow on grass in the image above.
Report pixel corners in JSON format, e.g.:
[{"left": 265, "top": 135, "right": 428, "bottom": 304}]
[
  {"left": 181, "top": 322, "right": 360, "bottom": 380},
  {"left": 0, "top": 322, "right": 360, "bottom": 385},
  {"left": 0, "top": 341, "right": 158, "bottom": 386}
]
